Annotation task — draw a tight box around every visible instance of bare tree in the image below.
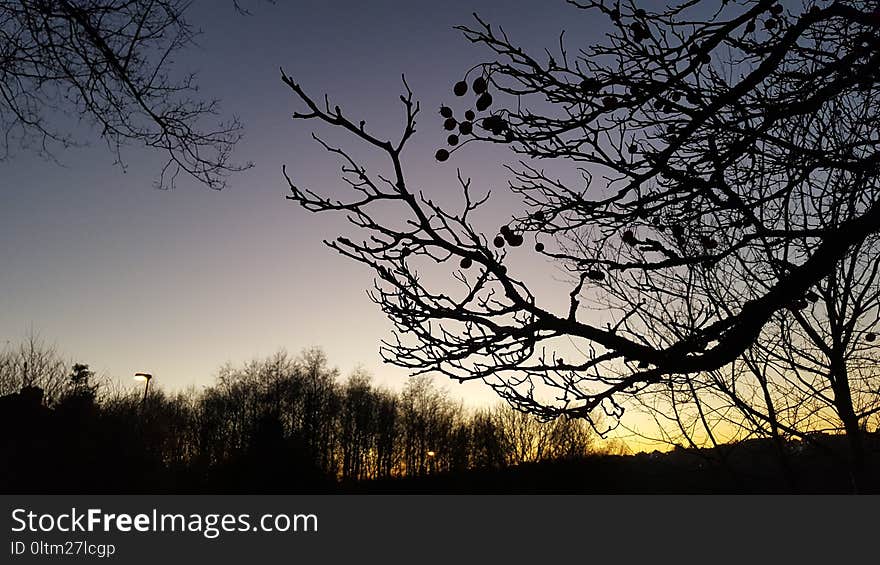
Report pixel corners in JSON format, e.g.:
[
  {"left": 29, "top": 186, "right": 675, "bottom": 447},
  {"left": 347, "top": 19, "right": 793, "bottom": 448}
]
[
  {"left": 338, "top": 370, "right": 380, "bottom": 481},
  {"left": 1, "top": 0, "right": 254, "bottom": 188},
  {"left": 628, "top": 232, "right": 880, "bottom": 489},
  {"left": 493, "top": 404, "right": 596, "bottom": 465},
  {"left": 0, "top": 332, "right": 70, "bottom": 402},
  {"left": 283, "top": 0, "right": 880, "bottom": 455},
  {"left": 397, "top": 375, "right": 466, "bottom": 476},
  {"left": 468, "top": 409, "right": 505, "bottom": 469}
]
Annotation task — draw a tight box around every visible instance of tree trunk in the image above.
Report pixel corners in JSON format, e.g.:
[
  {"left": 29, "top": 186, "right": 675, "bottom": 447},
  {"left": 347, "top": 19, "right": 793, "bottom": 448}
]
[{"left": 830, "top": 354, "right": 869, "bottom": 493}]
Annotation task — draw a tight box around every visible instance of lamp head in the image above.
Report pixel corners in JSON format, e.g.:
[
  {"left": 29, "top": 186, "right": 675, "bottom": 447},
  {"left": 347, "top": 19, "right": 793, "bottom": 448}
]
[{"left": 134, "top": 372, "right": 153, "bottom": 382}]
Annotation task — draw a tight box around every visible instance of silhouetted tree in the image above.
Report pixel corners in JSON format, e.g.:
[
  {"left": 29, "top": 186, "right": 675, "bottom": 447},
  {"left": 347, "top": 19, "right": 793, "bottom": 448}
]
[
  {"left": 373, "top": 389, "right": 399, "bottom": 478},
  {"left": 282, "top": 1, "right": 880, "bottom": 465},
  {"left": 55, "top": 362, "right": 99, "bottom": 430},
  {"left": 0, "top": 333, "right": 72, "bottom": 402},
  {"left": 397, "top": 376, "right": 465, "bottom": 476},
  {"left": 1, "top": 0, "right": 255, "bottom": 188},
  {"left": 631, "top": 232, "right": 880, "bottom": 490},
  {"left": 339, "top": 371, "right": 379, "bottom": 481},
  {"left": 493, "top": 404, "right": 596, "bottom": 465},
  {"left": 468, "top": 409, "right": 505, "bottom": 469},
  {"left": 65, "top": 363, "right": 96, "bottom": 396},
  {"left": 295, "top": 348, "right": 342, "bottom": 475}
]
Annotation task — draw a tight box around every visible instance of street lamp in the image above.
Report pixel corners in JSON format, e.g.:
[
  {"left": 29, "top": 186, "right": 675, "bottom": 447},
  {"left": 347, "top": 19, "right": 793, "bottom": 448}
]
[
  {"left": 427, "top": 450, "right": 436, "bottom": 475},
  {"left": 134, "top": 372, "right": 153, "bottom": 407}
]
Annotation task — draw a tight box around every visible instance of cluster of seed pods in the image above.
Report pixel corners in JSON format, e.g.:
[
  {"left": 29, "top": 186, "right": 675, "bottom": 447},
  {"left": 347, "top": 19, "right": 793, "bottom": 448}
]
[{"left": 435, "top": 75, "right": 511, "bottom": 162}]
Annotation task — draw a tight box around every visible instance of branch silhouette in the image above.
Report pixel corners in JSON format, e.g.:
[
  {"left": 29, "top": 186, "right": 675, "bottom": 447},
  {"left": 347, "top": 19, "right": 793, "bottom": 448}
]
[
  {"left": 1, "top": 0, "right": 256, "bottom": 188},
  {"left": 284, "top": 1, "right": 880, "bottom": 431}
]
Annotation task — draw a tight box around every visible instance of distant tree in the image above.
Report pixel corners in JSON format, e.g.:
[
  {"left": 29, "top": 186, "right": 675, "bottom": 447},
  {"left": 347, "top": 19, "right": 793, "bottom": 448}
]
[
  {"left": 67, "top": 363, "right": 96, "bottom": 396},
  {"left": 283, "top": 0, "right": 880, "bottom": 468},
  {"left": 151, "top": 390, "right": 200, "bottom": 468},
  {"left": 493, "top": 404, "right": 596, "bottom": 465},
  {"left": 397, "top": 375, "right": 464, "bottom": 476},
  {"left": 373, "top": 389, "right": 399, "bottom": 478},
  {"left": 56, "top": 362, "right": 100, "bottom": 420},
  {"left": 468, "top": 409, "right": 505, "bottom": 469},
  {"left": 1, "top": 0, "right": 255, "bottom": 188},
  {"left": 339, "top": 370, "right": 379, "bottom": 481},
  {"left": 295, "top": 347, "right": 341, "bottom": 475},
  {"left": 0, "top": 333, "right": 70, "bottom": 402}
]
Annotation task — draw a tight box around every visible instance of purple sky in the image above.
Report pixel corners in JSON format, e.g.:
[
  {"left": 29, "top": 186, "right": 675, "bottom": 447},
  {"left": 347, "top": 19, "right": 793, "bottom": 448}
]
[{"left": 1, "top": 1, "right": 618, "bottom": 409}]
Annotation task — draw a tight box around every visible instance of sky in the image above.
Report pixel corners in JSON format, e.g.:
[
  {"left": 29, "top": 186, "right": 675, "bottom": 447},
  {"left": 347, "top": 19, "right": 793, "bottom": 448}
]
[{"left": 0, "top": 1, "right": 627, "bottom": 413}]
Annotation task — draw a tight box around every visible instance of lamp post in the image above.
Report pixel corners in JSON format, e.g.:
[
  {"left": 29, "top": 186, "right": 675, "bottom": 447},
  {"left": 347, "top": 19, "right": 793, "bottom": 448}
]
[
  {"left": 134, "top": 372, "right": 153, "bottom": 408},
  {"left": 427, "top": 450, "right": 436, "bottom": 475}
]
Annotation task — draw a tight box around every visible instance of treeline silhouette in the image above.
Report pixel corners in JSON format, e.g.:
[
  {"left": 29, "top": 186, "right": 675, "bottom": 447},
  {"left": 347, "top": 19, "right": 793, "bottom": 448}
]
[
  {"left": 3, "top": 338, "right": 876, "bottom": 493},
  {"left": 0, "top": 340, "right": 607, "bottom": 493}
]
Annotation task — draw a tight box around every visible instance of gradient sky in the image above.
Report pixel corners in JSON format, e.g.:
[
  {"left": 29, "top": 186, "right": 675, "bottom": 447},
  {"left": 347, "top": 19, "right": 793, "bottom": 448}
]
[{"left": 0, "top": 1, "right": 632, "bottom": 415}]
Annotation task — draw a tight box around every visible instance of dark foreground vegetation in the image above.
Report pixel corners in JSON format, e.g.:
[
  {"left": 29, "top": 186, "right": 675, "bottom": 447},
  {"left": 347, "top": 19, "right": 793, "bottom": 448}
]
[
  {"left": 1, "top": 340, "right": 607, "bottom": 493},
  {"left": 354, "top": 434, "right": 880, "bottom": 494},
  {"left": 1, "top": 338, "right": 876, "bottom": 493}
]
